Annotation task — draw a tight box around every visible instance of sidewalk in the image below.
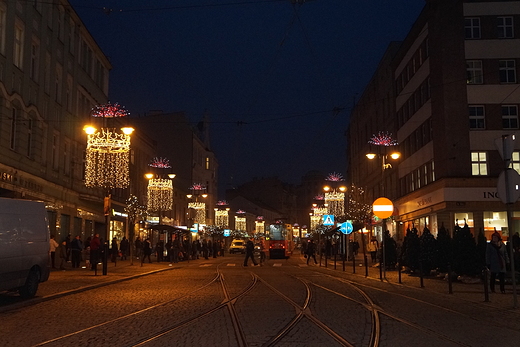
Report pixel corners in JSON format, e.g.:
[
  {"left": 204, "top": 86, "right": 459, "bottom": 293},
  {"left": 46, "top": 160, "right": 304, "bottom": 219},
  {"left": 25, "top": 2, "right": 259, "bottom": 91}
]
[{"left": 312, "top": 253, "right": 520, "bottom": 310}]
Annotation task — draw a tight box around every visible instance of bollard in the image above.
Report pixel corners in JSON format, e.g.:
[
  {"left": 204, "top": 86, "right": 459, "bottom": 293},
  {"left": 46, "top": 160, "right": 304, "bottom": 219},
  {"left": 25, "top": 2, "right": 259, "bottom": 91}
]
[
  {"left": 334, "top": 253, "right": 337, "bottom": 270},
  {"left": 343, "top": 253, "right": 346, "bottom": 272},
  {"left": 398, "top": 263, "right": 402, "bottom": 284},
  {"left": 364, "top": 254, "right": 368, "bottom": 277},
  {"left": 448, "top": 265, "right": 453, "bottom": 294},
  {"left": 379, "top": 260, "right": 383, "bottom": 280},
  {"left": 419, "top": 262, "right": 424, "bottom": 288},
  {"left": 483, "top": 267, "right": 489, "bottom": 302},
  {"left": 102, "top": 243, "right": 108, "bottom": 275},
  {"left": 352, "top": 254, "right": 356, "bottom": 274}
]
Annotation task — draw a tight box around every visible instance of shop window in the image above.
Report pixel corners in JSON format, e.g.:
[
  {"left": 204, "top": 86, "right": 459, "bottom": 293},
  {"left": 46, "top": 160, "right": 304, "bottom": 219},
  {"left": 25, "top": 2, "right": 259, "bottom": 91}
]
[
  {"left": 483, "top": 211, "right": 508, "bottom": 240},
  {"left": 455, "top": 213, "right": 474, "bottom": 229}
]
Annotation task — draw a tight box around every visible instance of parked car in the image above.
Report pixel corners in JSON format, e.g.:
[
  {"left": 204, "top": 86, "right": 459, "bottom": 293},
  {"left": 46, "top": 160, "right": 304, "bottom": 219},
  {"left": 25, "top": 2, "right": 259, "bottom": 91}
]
[
  {"left": 0, "top": 198, "right": 51, "bottom": 298},
  {"left": 229, "top": 239, "right": 246, "bottom": 254}
]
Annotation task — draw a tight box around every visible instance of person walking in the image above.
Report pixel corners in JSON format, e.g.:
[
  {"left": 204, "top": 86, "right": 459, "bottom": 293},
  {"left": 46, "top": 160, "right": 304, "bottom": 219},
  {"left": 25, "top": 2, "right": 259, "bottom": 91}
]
[
  {"left": 135, "top": 236, "right": 142, "bottom": 260},
  {"left": 202, "top": 239, "right": 209, "bottom": 260},
  {"left": 142, "top": 238, "right": 152, "bottom": 263},
  {"left": 90, "top": 233, "right": 101, "bottom": 270},
  {"left": 259, "top": 237, "right": 267, "bottom": 264},
  {"left": 172, "top": 235, "right": 181, "bottom": 263},
  {"left": 65, "top": 234, "right": 72, "bottom": 262},
  {"left": 111, "top": 237, "right": 119, "bottom": 263},
  {"left": 368, "top": 238, "right": 379, "bottom": 263},
  {"left": 49, "top": 235, "right": 59, "bottom": 269},
  {"left": 70, "top": 235, "right": 83, "bottom": 268},
  {"left": 243, "top": 238, "right": 258, "bottom": 266},
  {"left": 306, "top": 239, "right": 318, "bottom": 265},
  {"left": 486, "top": 231, "right": 510, "bottom": 293},
  {"left": 120, "top": 236, "right": 129, "bottom": 260}
]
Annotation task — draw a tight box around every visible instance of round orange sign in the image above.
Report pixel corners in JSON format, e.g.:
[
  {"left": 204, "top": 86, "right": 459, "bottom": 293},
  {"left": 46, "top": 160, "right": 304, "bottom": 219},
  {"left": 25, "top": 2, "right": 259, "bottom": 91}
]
[{"left": 372, "top": 197, "right": 394, "bottom": 219}]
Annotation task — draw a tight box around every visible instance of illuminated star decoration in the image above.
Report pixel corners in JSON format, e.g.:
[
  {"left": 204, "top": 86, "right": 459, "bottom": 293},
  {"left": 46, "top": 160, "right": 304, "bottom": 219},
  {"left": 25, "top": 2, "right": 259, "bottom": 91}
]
[
  {"left": 325, "top": 172, "right": 345, "bottom": 182},
  {"left": 314, "top": 194, "right": 325, "bottom": 201},
  {"left": 217, "top": 200, "right": 229, "bottom": 206},
  {"left": 91, "top": 102, "right": 130, "bottom": 118},
  {"left": 368, "top": 131, "right": 398, "bottom": 146},
  {"left": 149, "top": 157, "right": 171, "bottom": 169},
  {"left": 236, "top": 209, "right": 246, "bottom": 214}
]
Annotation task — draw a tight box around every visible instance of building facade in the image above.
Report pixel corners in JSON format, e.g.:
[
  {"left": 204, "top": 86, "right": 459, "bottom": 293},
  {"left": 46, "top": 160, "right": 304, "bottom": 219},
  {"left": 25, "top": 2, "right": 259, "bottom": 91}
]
[{"left": 348, "top": 0, "right": 520, "bottom": 242}]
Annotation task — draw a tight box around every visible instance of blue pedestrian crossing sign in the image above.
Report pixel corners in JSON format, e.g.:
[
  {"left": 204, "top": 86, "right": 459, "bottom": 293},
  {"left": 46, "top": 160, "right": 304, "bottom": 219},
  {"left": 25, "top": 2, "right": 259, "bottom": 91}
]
[
  {"left": 323, "top": 215, "right": 334, "bottom": 226},
  {"left": 339, "top": 221, "right": 353, "bottom": 234}
]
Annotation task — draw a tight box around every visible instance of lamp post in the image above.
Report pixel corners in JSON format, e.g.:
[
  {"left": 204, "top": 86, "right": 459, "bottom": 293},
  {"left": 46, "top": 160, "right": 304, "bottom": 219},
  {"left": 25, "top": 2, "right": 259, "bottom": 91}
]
[
  {"left": 84, "top": 102, "right": 133, "bottom": 275},
  {"left": 366, "top": 131, "right": 400, "bottom": 279}
]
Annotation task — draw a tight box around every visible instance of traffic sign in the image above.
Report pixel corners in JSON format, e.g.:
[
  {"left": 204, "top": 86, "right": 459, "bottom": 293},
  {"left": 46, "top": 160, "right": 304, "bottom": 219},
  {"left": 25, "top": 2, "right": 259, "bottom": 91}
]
[
  {"left": 497, "top": 168, "right": 520, "bottom": 204},
  {"left": 372, "top": 197, "right": 394, "bottom": 219},
  {"left": 339, "top": 221, "right": 354, "bottom": 234},
  {"left": 223, "top": 229, "right": 231, "bottom": 237},
  {"left": 323, "top": 215, "right": 334, "bottom": 226}
]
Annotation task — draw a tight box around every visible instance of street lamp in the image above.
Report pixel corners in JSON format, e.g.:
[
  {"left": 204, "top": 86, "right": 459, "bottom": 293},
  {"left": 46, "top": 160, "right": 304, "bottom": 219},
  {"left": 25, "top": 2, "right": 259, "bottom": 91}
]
[
  {"left": 366, "top": 131, "right": 400, "bottom": 279},
  {"left": 83, "top": 102, "right": 133, "bottom": 275}
]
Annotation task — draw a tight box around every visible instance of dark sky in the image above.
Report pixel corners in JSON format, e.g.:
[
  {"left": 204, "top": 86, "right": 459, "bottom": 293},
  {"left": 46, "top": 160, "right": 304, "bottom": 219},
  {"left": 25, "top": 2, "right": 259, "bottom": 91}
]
[{"left": 70, "top": 0, "right": 424, "bottom": 190}]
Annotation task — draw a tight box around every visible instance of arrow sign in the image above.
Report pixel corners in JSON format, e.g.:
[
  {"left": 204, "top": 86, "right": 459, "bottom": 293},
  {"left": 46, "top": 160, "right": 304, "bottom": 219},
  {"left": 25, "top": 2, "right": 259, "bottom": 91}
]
[{"left": 323, "top": 215, "right": 334, "bottom": 226}]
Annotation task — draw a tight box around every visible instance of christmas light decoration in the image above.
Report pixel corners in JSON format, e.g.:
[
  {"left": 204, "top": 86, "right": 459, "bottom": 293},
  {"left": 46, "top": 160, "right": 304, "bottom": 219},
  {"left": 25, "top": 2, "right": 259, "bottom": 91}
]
[
  {"left": 235, "top": 216, "right": 246, "bottom": 231},
  {"left": 325, "top": 172, "right": 345, "bottom": 182},
  {"left": 310, "top": 215, "right": 321, "bottom": 231},
  {"left": 190, "top": 183, "right": 206, "bottom": 191},
  {"left": 149, "top": 157, "right": 171, "bottom": 169},
  {"left": 84, "top": 128, "right": 132, "bottom": 188},
  {"left": 215, "top": 209, "right": 230, "bottom": 228},
  {"left": 216, "top": 200, "right": 229, "bottom": 206},
  {"left": 91, "top": 102, "right": 129, "bottom": 118},
  {"left": 255, "top": 220, "right": 265, "bottom": 234},
  {"left": 368, "top": 131, "right": 398, "bottom": 146},
  {"left": 325, "top": 190, "right": 345, "bottom": 216},
  {"left": 146, "top": 178, "right": 173, "bottom": 212}
]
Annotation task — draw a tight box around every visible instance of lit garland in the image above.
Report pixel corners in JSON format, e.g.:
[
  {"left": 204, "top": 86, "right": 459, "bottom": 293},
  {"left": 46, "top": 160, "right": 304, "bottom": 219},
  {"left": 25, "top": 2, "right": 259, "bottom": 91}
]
[
  {"left": 215, "top": 209, "right": 229, "bottom": 228},
  {"left": 313, "top": 206, "right": 328, "bottom": 216},
  {"left": 91, "top": 102, "right": 129, "bottom": 118},
  {"left": 85, "top": 145, "right": 130, "bottom": 188},
  {"left": 188, "top": 202, "right": 206, "bottom": 224},
  {"left": 310, "top": 215, "right": 321, "bottom": 231},
  {"left": 149, "top": 157, "right": 171, "bottom": 169},
  {"left": 146, "top": 178, "right": 173, "bottom": 212},
  {"left": 368, "top": 131, "right": 398, "bottom": 146},
  {"left": 255, "top": 220, "right": 265, "bottom": 234},
  {"left": 325, "top": 191, "right": 345, "bottom": 216},
  {"left": 235, "top": 216, "right": 247, "bottom": 231}
]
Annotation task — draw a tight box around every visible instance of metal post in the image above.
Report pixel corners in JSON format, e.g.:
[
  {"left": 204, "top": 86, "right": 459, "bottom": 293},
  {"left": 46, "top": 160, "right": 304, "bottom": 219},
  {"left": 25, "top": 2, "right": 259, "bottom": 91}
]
[
  {"left": 483, "top": 267, "right": 489, "bottom": 302},
  {"left": 448, "top": 265, "right": 453, "bottom": 294}
]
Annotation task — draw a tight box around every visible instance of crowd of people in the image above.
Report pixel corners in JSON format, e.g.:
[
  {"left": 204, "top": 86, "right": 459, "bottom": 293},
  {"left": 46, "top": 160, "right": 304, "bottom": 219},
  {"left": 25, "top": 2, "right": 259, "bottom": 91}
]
[{"left": 49, "top": 233, "right": 236, "bottom": 270}]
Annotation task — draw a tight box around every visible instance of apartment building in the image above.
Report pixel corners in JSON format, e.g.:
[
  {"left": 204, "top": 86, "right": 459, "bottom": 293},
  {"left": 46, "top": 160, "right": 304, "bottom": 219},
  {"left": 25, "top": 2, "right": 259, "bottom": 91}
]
[{"left": 348, "top": 0, "right": 520, "bottom": 241}]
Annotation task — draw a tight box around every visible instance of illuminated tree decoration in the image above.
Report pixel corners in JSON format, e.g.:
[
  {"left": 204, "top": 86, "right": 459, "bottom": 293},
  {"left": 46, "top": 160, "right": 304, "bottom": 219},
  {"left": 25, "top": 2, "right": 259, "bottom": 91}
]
[
  {"left": 368, "top": 131, "right": 398, "bottom": 146},
  {"left": 91, "top": 102, "right": 130, "bottom": 118},
  {"left": 147, "top": 178, "right": 173, "bottom": 212},
  {"left": 149, "top": 157, "right": 171, "bottom": 169},
  {"left": 325, "top": 172, "right": 345, "bottom": 182},
  {"left": 85, "top": 129, "right": 132, "bottom": 188}
]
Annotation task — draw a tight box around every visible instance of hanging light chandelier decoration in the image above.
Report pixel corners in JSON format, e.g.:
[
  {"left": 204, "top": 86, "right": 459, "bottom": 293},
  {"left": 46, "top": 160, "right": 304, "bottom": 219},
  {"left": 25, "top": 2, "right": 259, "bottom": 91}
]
[
  {"left": 214, "top": 200, "right": 230, "bottom": 228},
  {"left": 188, "top": 183, "right": 207, "bottom": 224},
  {"left": 324, "top": 172, "right": 346, "bottom": 216},
  {"left": 84, "top": 102, "right": 133, "bottom": 189},
  {"left": 146, "top": 157, "right": 174, "bottom": 212}
]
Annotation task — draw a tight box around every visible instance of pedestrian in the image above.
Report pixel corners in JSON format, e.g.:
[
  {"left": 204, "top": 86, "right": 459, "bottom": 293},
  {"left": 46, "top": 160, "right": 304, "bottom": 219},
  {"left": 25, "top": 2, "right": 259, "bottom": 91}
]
[
  {"left": 65, "top": 234, "right": 72, "bottom": 262},
  {"left": 90, "top": 233, "right": 101, "bottom": 270},
  {"left": 156, "top": 240, "right": 164, "bottom": 262},
  {"left": 213, "top": 239, "right": 218, "bottom": 258},
  {"left": 58, "top": 240, "right": 67, "bottom": 270},
  {"left": 111, "top": 237, "right": 119, "bottom": 263},
  {"left": 49, "top": 235, "right": 59, "bottom": 269},
  {"left": 300, "top": 239, "right": 308, "bottom": 255},
  {"left": 368, "top": 238, "right": 379, "bottom": 263},
  {"left": 243, "top": 237, "right": 258, "bottom": 266},
  {"left": 486, "top": 231, "right": 510, "bottom": 293},
  {"left": 142, "top": 238, "right": 152, "bottom": 263},
  {"left": 259, "top": 237, "right": 267, "bottom": 264},
  {"left": 172, "top": 235, "right": 181, "bottom": 263},
  {"left": 202, "top": 239, "right": 209, "bottom": 259},
  {"left": 353, "top": 240, "right": 360, "bottom": 255},
  {"left": 306, "top": 239, "right": 318, "bottom": 265},
  {"left": 71, "top": 235, "right": 83, "bottom": 268},
  {"left": 120, "top": 236, "right": 129, "bottom": 260},
  {"left": 135, "top": 236, "right": 142, "bottom": 260}
]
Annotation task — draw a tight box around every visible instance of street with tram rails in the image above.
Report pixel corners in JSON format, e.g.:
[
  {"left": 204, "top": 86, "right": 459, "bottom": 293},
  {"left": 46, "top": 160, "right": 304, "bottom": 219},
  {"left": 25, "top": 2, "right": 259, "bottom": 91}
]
[{"left": 1, "top": 253, "right": 520, "bottom": 347}]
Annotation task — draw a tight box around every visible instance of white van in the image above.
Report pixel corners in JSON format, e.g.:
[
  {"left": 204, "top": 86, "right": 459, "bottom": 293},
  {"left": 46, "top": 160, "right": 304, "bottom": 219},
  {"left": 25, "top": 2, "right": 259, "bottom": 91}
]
[{"left": 0, "top": 198, "right": 50, "bottom": 298}]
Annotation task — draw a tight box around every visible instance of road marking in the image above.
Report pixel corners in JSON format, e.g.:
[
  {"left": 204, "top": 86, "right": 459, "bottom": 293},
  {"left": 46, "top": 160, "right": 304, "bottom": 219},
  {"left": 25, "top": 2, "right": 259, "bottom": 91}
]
[
  {"left": 227, "top": 263, "right": 236, "bottom": 266},
  {"left": 273, "top": 263, "right": 282, "bottom": 267},
  {"left": 200, "top": 264, "right": 212, "bottom": 267}
]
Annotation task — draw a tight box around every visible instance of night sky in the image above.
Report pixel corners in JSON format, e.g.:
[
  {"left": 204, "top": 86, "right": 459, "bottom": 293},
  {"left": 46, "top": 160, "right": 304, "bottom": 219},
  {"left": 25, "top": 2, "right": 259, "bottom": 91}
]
[{"left": 69, "top": 0, "right": 424, "bottom": 191}]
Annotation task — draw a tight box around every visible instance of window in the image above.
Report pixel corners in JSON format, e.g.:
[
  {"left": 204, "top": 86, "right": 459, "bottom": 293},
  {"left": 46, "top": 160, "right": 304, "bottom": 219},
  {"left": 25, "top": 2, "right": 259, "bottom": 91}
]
[
  {"left": 0, "top": 3, "right": 6, "bottom": 55},
  {"left": 52, "top": 134, "right": 59, "bottom": 170},
  {"left": 30, "top": 38, "right": 39, "bottom": 81},
  {"left": 466, "top": 60, "right": 483, "bottom": 84},
  {"left": 14, "top": 20, "right": 25, "bottom": 69},
  {"left": 205, "top": 157, "right": 210, "bottom": 170},
  {"left": 497, "top": 17, "right": 514, "bottom": 38},
  {"left": 10, "top": 108, "right": 17, "bottom": 150},
  {"left": 27, "top": 118, "right": 32, "bottom": 158},
  {"left": 502, "top": 105, "right": 518, "bottom": 129},
  {"left": 55, "top": 64, "right": 62, "bottom": 103},
  {"left": 469, "top": 106, "right": 485, "bottom": 129},
  {"left": 499, "top": 60, "right": 516, "bottom": 83},
  {"left": 471, "top": 152, "right": 488, "bottom": 175},
  {"left": 465, "top": 17, "right": 481, "bottom": 39}
]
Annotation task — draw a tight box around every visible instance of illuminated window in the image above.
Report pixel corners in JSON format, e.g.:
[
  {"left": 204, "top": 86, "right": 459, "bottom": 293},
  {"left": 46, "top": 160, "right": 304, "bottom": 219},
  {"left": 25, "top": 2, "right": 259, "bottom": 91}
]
[
  {"left": 471, "top": 152, "right": 488, "bottom": 176},
  {"left": 205, "top": 157, "right": 210, "bottom": 170}
]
